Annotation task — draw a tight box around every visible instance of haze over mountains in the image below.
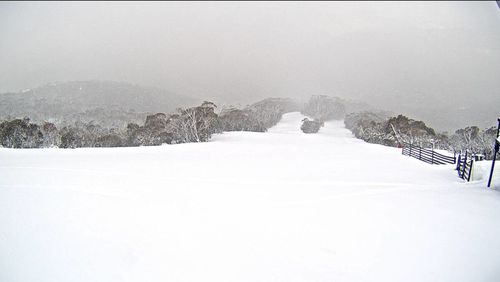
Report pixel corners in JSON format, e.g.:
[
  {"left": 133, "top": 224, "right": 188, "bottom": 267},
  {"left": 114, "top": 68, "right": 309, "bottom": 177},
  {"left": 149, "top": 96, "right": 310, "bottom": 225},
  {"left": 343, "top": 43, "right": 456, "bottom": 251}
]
[
  {"left": 0, "top": 79, "right": 497, "bottom": 132},
  {"left": 0, "top": 81, "right": 197, "bottom": 127}
]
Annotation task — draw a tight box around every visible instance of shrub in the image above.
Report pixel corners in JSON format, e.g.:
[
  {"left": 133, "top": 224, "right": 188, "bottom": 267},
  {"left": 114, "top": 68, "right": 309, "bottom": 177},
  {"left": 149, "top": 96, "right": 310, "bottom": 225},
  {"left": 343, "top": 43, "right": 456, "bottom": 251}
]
[{"left": 300, "top": 118, "right": 324, "bottom": 134}]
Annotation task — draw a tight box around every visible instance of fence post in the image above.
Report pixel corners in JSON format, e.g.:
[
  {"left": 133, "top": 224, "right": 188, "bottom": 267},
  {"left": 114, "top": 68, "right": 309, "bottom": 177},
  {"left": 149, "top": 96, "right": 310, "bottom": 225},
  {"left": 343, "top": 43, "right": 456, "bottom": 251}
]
[
  {"left": 487, "top": 118, "right": 500, "bottom": 188},
  {"left": 467, "top": 160, "right": 474, "bottom": 182},
  {"left": 431, "top": 149, "right": 434, "bottom": 164},
  {"left": 488, "top": 144, "right": 498, "bottom": 187},
  {"left": 456, "top": 154, "right": 461, "bottom": 171},
  {"left": 409, "top": 143, "right": 412, "bottom": 156},
  {"left": 461, "top": 152, "right": 468, "bottom": 179},
  {"left": 419, "top": 146, "right": 422, "bottom": 160}
]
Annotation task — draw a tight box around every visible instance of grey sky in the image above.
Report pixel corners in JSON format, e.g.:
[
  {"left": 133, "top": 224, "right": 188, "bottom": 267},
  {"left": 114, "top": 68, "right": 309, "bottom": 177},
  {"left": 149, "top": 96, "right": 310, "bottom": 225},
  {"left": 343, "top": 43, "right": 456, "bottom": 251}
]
[{"left": 1, "top": 1, "right": 499, "bottom": 119}]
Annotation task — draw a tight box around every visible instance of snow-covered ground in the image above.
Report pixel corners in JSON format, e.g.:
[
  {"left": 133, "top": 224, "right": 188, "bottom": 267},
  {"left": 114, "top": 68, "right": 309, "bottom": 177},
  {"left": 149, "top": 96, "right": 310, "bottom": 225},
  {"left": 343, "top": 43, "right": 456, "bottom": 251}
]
[
  {"left": 1, "top": 112, "right": 500, "bottom": 282},
  {"left": 471, "top": 159, "right": 500, "bottom": 183}
]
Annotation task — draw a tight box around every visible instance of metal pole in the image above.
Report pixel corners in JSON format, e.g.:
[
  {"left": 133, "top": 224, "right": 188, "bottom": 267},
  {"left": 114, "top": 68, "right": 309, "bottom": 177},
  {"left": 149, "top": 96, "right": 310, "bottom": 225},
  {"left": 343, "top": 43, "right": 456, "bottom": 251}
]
[{"left": 487, "top": 118, "right": 500, "bottom": 188}]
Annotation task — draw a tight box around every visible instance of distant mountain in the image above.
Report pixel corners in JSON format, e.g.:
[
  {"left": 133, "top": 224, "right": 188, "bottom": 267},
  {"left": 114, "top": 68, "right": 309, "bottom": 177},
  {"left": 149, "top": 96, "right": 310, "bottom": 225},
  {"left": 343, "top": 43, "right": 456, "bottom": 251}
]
[{"left": 0, "top": 81, "right": 198, "bottom": 127}]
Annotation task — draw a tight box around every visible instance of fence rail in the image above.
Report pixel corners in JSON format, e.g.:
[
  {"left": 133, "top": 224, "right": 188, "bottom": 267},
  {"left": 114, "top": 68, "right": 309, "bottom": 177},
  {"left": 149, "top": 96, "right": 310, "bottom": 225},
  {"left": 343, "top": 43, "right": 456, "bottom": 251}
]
[{"left": 401, "top": 143, "right": 456, "bottom": 165}]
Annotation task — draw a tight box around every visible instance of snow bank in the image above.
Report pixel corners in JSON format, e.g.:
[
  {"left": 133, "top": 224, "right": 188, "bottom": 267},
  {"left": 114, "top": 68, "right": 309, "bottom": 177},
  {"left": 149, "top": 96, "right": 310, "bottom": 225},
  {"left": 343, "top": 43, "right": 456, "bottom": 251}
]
[
  {"left": 472, "top": 160, "right": 500, "bottom": 188},
  {"left": 1, "top": 112, "right": 500, "bottom": 282}
]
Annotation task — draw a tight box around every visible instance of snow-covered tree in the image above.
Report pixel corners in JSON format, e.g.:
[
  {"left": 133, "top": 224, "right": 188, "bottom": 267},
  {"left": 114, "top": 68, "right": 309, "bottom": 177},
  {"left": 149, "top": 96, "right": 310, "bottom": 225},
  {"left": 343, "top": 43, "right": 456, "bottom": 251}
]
[
  {"left": 0, "top": 118, "right": 44, "bottom": 148},
  {"left": 169, "top": 101, "right": 219, "bottom": 143}
]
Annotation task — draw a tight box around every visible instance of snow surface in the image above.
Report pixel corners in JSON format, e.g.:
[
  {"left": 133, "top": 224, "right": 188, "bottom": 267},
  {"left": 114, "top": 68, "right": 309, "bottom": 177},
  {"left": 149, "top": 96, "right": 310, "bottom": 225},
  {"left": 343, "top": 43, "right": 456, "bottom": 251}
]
[
  {"left": 472, "top": 160, "right": 500, "bottom": 183},
  {"left": 1, "top": 112, "right": 500, "bottom": 282}
]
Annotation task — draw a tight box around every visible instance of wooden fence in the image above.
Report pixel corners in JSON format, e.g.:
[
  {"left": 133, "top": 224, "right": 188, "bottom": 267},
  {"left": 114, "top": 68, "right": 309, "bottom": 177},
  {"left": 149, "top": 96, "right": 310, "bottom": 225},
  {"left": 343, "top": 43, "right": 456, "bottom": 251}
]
[
  {"left": 456, "top": 151, "right": 474, "bottom": 182},
  {"left": 401, "top": 143, "right": 456, "bottom": 165}
]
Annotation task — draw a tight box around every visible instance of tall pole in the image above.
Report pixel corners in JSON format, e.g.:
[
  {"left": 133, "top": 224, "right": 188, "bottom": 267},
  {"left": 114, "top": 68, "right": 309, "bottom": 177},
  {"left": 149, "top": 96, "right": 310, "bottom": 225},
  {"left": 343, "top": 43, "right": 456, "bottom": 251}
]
[{"left": 487, "top": 118, "right": 500, "bottom": 188}]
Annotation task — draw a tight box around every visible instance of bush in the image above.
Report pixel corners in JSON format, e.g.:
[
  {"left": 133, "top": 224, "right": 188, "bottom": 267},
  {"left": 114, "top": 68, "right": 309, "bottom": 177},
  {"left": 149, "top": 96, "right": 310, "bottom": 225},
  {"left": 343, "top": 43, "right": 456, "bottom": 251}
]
[
  {"left": 218, "top": 108, "right": 266, "bottom": 132},
  {"left": 245, "top": 98, "right": 300, "bottom": 130},
  {"left": 95, "top": 134, "right": 125, "bottom": 147},
  {"left": 344, "top": 112, "right": 445, "bottom": 148},
  {"left": 0, "top": 118, "right": 44, "bottom": 148},
  {"left": 300, "top": 118, "right": 324, "bottom": 134}
]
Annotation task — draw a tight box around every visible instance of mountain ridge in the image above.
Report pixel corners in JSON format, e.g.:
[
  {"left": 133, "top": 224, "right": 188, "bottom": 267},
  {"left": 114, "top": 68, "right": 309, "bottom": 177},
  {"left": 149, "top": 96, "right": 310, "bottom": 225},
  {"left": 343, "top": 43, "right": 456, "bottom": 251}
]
[{"left": 0, "top": 80, "right": 198, "bottom": 127}]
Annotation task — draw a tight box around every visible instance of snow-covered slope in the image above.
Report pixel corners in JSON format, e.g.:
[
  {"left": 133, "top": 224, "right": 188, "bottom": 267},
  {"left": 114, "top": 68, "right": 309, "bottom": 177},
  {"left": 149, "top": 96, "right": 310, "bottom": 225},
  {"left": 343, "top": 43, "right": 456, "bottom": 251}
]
[{"left": 1, "top": 112, "right": 500, "bottom": 282}]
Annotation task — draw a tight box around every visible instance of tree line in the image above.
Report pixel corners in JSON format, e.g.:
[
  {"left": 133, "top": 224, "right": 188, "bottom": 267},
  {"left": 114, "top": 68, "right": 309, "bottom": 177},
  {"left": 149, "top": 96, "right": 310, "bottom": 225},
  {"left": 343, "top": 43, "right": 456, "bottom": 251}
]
[
  {"left": 1, "top": 94, "right": 497, "bottom": 160},
  {"left": 344, "top": 112, "right": 498, "bottom": 159},
  {"left": 0, "top": 98, "right": 299, "bottom": 148}
]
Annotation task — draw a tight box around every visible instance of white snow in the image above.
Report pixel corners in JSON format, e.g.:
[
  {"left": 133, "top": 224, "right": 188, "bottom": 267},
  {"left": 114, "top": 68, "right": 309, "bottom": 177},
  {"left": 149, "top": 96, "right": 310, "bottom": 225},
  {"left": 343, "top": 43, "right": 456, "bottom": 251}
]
[
  {"left": 1, "top": 112, "right": 500, "bottom": 282},
  {"left": 472, "top": 160, "right": 500, "bottom": 183}
]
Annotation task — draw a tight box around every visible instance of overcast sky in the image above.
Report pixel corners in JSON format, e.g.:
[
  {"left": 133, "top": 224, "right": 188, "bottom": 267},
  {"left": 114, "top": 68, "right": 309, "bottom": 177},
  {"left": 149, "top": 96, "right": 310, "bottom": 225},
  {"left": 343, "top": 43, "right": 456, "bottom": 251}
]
[{"left": 1, "top": 1, "right": 499, "bottom": 110}]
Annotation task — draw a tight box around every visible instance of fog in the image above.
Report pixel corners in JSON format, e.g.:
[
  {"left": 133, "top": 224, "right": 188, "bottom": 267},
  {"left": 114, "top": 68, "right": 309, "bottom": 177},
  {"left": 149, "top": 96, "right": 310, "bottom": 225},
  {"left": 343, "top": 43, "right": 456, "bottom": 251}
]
[{"left": 1, "top": 1, "right": 499, "bottom": 129}]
